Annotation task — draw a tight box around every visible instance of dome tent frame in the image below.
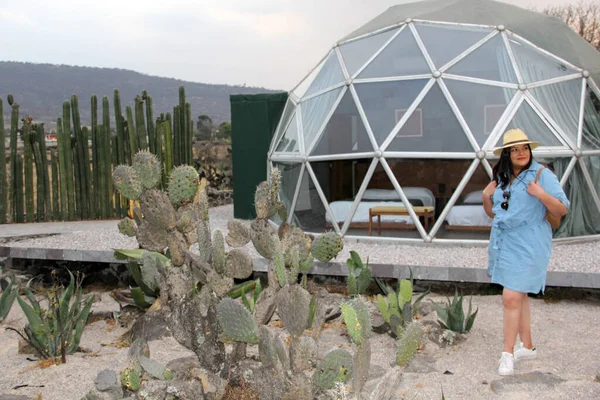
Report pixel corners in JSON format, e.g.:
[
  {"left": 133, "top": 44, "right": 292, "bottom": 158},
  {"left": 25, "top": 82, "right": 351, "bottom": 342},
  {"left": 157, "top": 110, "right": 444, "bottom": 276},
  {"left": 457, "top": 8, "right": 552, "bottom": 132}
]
[{"left": 268, "top": 17, "right": 600, "bottom": 244}]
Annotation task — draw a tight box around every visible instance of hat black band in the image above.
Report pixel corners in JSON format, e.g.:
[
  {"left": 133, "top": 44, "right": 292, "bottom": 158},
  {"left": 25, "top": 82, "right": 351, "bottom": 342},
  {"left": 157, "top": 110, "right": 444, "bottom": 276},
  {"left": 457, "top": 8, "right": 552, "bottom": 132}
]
[{"left": 503, "top": 139, "right": 532, "bottom": 147}]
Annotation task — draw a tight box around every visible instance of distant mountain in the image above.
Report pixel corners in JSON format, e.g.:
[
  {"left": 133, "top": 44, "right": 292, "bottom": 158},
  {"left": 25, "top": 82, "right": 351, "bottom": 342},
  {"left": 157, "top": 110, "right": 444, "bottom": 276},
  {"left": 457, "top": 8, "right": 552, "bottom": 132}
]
[{"left": 0, "top": 62, "right": 281, "bottom": 131}]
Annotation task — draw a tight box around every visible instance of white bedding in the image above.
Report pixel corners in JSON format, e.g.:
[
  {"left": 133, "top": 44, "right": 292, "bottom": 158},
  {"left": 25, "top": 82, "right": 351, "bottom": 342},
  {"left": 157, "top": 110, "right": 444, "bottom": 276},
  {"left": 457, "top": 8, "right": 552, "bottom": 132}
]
[
  {"left": 444, "top": 204, "right": 493, "bottom": 227},
  {"left": 362, "top": 187, "right": 435, "bottom": 207},
  {"left": 326, "top": 200, "right": 414, "bottom": 224}
]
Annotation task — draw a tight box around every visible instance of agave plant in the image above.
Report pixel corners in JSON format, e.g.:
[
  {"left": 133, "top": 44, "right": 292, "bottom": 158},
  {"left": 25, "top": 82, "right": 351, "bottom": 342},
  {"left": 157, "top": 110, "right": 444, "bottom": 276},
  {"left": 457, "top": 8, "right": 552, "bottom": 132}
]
[
  {"left": 346, "top": 251, "right": 372, "bottom": 296},
  {"left": 432, "top": 288, "right": 478, "bottom": 334},
  {"left": 7, "top": 270, "right": 94, "bottom": 363},
  {"left": 0, "top": 275, "right": 19, "bottom": 322}
]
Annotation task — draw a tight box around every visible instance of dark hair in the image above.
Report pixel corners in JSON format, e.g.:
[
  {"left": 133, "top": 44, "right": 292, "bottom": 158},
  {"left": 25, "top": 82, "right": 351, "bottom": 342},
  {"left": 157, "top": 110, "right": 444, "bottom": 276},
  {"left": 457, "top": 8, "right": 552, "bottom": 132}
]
[{"left": 492, "top": 145, "right": 533, "bottom": 189}]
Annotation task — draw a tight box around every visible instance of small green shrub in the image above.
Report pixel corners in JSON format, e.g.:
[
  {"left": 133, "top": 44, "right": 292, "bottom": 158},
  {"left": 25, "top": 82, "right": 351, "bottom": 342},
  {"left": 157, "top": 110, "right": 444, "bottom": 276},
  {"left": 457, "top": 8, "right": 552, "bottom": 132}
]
[{"left": 432, "top": 288, "right": 478, "bottom": 334}]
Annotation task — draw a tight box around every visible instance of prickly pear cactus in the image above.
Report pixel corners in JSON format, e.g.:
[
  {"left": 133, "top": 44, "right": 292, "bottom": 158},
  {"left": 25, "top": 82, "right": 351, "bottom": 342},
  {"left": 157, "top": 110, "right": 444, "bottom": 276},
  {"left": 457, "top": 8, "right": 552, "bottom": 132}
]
[
  {"left": 113, "top": 165, "right": 142, "bottom": 200},
  {"left": 120, "top": 367, "right": 142, "bottom": 391},
  {"left": 217, "top": 298, "right": 259, "bottom": 344},
  {"left": 224, "top": 249, "right": 253, "bottom": 279},
  {"left": 250, "top": 219, "right": 280, "bottom": 260},
  {"left": 312, "top": 349, "right": 353, "bottom": 390},
  {"left": 118, "top": 218, "right": 137, "bottom": 237},
  {"left": 276, "top": 284, "right": 312, "bottom": 338},
  {"left": 346, "top": 251, "right": 372, "bottom": 296},
  {"left": 133, "top": 151, "right": 161, "bottom": 189},
  {"left": 396, "top": 320, "right": 424, "bottom": 366},
  {"left": 168, "top": 165, "right": 199, "bottom": 206},
  {"left": 226, "top": 219, "right": 251, "bottom": 248},
  {"left": 310, "top": 231, "right": 343, "bottom": 263},
  {"left": 140, "top": 189, "right": 177, "bottom": 231},
  {"left": 341, "top": 297, "right": 371, "bottom": 346}
]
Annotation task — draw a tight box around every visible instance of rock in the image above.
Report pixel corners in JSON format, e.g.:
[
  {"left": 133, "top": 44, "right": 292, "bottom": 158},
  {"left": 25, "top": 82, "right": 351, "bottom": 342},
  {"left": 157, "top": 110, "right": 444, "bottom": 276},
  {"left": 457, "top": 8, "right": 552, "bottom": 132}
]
[
  {"left": 490, "top": 371, "right": 566, "bottom": 394},
  {"left": 416, "top": 300, "right": 434, "bottom": 317},
  {"left": 94, "top": 369, "right": 123, "bottom": 399},
  {"left": 244, "top": 365, "right": 287, "bottom": 400},
  {"left": 196, "top": 368, "right": 227, "bottom": 399},
  {"left": 127, "top": 338, "right": 150, "bottom": 371},
  {"left": 166, "top": 357, "right": 202, "bottom": 381},
  {"left": 17, "top": 338, "right": 36, "bottom": 355},
  {"left": 370, "top": 311, "right": 389, "bottom": 334},
  {"left": 367, "top": 366, "right": 404, "bottom": 400},
  {"left": 87, "top": 311, "right": 115, "bottom": 325},
  {"left": 0, "top": 395, "right": 34, "bottom": 400},
  {"left": 404, "top": 354, "right": 437, "bottom": 373},
  {"left": 283, "top": 373, "right": 312, "bottom": 400},
  {"left": 139, "top": 356, "right": 173, "bottom": 380},
  {"left": 137, "top": 379, "right": 204, "bottom": 400}
]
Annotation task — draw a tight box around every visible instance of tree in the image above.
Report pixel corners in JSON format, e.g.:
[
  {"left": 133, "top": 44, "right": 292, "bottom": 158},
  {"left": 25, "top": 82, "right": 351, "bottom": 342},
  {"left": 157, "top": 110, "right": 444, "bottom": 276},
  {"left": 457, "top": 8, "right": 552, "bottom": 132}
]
[
  {"left": 196, "top": 114, "right": 213, "bottom": 140},
  {"left": 216, "top": 121, "right": 231, "bottom": 141},
  {"left": 542, "top": 1, "right": 600, "bottom": 50}
]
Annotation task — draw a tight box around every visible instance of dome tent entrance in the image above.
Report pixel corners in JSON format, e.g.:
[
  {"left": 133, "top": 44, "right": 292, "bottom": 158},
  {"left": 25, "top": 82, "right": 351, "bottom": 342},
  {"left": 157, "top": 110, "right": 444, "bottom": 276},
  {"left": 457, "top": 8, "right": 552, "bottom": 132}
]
[{"left": 268, "top": 0, "right": 600, "bottom": 244}]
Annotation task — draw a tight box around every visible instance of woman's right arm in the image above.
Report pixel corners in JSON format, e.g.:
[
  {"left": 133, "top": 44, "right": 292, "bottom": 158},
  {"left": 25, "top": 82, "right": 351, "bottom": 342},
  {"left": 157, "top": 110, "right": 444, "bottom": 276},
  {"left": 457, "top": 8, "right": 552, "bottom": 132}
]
[{"left": 482, "top": 181, "right": 496, "bottom": 219}]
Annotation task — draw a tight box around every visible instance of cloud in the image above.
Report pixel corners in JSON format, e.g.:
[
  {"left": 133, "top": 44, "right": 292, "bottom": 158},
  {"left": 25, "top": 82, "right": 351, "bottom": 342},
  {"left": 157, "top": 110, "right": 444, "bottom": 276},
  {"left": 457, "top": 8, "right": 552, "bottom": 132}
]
[{"left": 0, "top": 10, "right": 38, "bottom": 27}]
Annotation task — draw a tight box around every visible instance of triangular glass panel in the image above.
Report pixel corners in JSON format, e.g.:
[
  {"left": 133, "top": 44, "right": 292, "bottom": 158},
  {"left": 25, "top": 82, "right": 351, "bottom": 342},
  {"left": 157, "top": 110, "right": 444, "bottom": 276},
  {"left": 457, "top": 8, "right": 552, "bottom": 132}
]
[
  {"left": 271, "top": 162, "right": 303, "bottom": 224},
  {"left": 436, "top": 161, "right": 493, "bottom": 239},
  {"left": 301, "top": 87, "right": 344, "bottom": 154},
  {"left": 496, "top": 101, "right": 564, "bottom": 149},
  {"left": 292, "top": 57, "right": 326, "bottom": 99},
  {"left": 509, "top": 36, "right": 578, "bottom": 83},
  {"left": 530, "top": 79, "right": 581, "bottom": 147},
  {"left": 304, "top": 51, "right": 345, "bottom": 98},
  {"left": 444, "top": 79, "right": 516, "bottom": 147},
  {"left": 271, "top": 99, "right": 296, "bottom": 152},
  {"left": 355, "top": 79, "right": 429, "bottom": 147},
  {"left": 387, "top": 82, "right": 474, "bottom": 152},
  {"left": 339, "top": 28, "right": 399, "bottom": 78},
  {"left": 446, "top": 34, "right": 518, "bottom": 83},
  {"left": 582, "top": 86, "right": 600, "bottom": 150},
  {"left": 556, "top": 157, "right": 600, "bottom": 237},
  {"left": 293, "top": 161, "right": 341, "bottom": 233},
  {"left": 275, "top": 113, "right": 300, "bottom": 153},
  {"left": 357, "top": 28, "right": 431, "bottom": 79},
  {"left": 310, "top": 90, "right": 374, "bottom": 156},
  {"left": 344, "top": 158, "right": 426, "bottom": 239},
  {"left": 415, "top": 23, "right": 491, "bottom": 70}
]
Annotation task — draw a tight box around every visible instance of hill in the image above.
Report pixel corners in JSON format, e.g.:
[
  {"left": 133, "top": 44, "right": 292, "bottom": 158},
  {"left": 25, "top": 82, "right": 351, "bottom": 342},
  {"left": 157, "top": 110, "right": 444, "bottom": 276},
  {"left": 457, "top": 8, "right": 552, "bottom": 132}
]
[{"left": 0, "top": 62, "right": 281, "bottom": 131}]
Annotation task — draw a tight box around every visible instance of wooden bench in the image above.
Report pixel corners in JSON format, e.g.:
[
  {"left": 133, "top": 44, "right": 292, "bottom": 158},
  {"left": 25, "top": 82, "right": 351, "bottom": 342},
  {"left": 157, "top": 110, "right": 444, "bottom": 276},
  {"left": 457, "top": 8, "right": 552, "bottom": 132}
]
[{"left": 368, "top": 206, "right": 435, "bottom": 236}]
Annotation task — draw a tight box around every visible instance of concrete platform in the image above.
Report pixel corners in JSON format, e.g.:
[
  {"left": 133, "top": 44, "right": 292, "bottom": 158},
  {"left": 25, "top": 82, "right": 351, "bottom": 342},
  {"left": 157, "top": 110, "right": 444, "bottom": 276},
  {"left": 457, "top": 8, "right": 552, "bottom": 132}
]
[{"left": 1, "top": 215, "right": 599, "bottom": 289}]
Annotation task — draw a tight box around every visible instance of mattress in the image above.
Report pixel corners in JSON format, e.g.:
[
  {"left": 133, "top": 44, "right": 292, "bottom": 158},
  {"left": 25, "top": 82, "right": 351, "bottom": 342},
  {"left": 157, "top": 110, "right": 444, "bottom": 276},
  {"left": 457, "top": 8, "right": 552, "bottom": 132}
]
[
  {"left": 326, "top": 200, "right": 414, "bottom": 224},
  {"left": 444, "top": 204, "right": 493, "bottom": 227},
  {"left": 362, "top": 187, "right": 435, "bottom": 207}
]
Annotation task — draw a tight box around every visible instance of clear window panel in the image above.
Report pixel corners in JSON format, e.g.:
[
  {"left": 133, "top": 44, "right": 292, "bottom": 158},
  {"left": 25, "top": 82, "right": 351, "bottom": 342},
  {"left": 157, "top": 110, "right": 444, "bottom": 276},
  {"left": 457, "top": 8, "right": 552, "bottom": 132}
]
[
  {"left": 387, "top": 82, "right": 474, "bottom": 152},
  {"left": 292, "top": 161, "right": 340, "bottom": 233},
  {"left": 271, "top": 162, "right": 303, "bottom": 224},
  {"left": 582, "top": 86, "right": 600, "bottom": 150},
  {"left": 415, "top": 23, "right": 491, "bottom": 70},
  {"left": 310, "top": 90, "right": 374, "bottom": 156},
  {"left": 357, "top": 28, "right": 431, "bottom": 79},
  {"left": 444, "top": 79, "right": 516, "bottom": 146},
  {"left": 446, "top": 34, "right": 517, "bottom": 83},
  {"left": 275, "top": 113, "right": 300, "bottom": 153},
  {"left": 355, "top": 80, "right": 429, "bottom": 147},
  {"left": 497, "top": 101, "right": 564, "bottom": 148},
  {"left": 431, "top": 161, "right": 492, "bottom": 240},
  {"left": 302, "top": 88, "right": 344, "bottom": 154},
  {"left": 530, "top": 79, "right": 582, "bottom": 146},
  {"left": 272, "top": 99, "right": 296, "bottom": 152},
  {"left": 293, "top": 57, "right": 326, "bottom": 99},
  {"left": 508, "top": 36, "right": 578, "bottom": 83},
  {"left": 305, "top": 51, "right": 345, "bottom": 98},
  {"left": 555, "top": 156, "right": 600, "bottom": 237},
  {"left": 339, "top": 28, "right": 399, "bottom": 78}
]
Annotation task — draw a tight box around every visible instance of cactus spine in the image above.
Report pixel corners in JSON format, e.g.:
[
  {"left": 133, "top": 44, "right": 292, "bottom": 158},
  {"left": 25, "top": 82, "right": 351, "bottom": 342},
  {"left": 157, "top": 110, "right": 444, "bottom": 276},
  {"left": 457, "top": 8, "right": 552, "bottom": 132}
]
[{"left": 0, "top": 98, "right": 6, "bottom": 223}]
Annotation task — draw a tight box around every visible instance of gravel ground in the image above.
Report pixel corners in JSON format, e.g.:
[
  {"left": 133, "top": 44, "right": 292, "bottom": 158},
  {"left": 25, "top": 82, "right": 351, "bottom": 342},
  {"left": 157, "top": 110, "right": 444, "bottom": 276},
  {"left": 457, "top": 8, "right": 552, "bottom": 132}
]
[
  {"left": 4, "top": 205, "right": 600, "bottom": 275},
  {"left": 0, "top": 291, "right": 599, "bottom": 399}
]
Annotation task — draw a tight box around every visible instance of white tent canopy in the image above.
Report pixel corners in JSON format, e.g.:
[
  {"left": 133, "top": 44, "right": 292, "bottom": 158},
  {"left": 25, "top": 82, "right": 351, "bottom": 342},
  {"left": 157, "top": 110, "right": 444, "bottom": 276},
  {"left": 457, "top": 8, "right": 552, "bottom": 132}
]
[{"left": 268, "top": 0, "right": 600, "bottom": 244}]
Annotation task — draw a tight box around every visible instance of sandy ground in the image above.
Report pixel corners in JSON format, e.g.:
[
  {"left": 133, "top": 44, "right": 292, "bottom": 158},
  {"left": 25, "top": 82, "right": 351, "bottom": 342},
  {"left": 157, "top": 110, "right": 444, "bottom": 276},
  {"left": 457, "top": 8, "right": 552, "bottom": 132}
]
[{"left": 0, "top": 290, "right": 599, "bottom": 400}]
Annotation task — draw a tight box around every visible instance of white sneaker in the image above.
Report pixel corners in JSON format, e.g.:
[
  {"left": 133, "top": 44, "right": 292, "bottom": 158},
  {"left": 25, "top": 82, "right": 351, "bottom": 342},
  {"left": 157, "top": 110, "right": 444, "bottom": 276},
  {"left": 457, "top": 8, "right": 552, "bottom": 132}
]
[
  {"left": 514, "top": 342, "right": 537, "bottom": 361},
  {"left": 498, "top": 352, "right": 514, "bottom": 376}
]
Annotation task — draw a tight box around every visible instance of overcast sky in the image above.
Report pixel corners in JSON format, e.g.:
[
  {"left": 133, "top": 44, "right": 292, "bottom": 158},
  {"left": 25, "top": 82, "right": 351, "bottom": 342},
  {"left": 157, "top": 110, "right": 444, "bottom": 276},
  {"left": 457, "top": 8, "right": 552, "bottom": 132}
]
[{"left": 0, "top": 0, "right": 584, "bottom": 91}]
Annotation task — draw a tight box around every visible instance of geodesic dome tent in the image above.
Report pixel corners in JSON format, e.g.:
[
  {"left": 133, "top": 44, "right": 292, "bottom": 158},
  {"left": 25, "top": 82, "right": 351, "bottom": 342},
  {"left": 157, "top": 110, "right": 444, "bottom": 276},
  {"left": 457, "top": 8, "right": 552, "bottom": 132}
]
[{"left": 268, "top": 0, "right": 600, "bottom": 243}]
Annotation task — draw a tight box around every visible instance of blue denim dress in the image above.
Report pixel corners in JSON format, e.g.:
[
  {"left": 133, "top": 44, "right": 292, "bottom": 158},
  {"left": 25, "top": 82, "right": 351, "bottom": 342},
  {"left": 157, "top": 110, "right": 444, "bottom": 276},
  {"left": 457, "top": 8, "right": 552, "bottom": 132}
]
[{"left": 487, "top": 160, "right": 570, "bottom": 294}]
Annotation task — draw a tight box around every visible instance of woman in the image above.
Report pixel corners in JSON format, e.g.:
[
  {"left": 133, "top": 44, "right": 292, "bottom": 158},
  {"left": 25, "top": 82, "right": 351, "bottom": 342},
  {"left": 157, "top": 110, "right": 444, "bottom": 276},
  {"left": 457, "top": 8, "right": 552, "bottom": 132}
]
[{"left": 482, "top": 129, "right": 569, "bottom": 376}]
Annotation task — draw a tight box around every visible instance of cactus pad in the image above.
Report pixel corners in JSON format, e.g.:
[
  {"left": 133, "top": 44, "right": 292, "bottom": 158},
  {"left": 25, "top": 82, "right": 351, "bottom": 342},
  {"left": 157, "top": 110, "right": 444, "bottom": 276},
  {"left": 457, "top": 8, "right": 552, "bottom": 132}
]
[
  {"left": 119, "top": 367, "right": 142, "bottom": 391},
  {"left": 341, "top": 297, "right": 371, "bottom": 346},
  {"left": 140, "top": 189, "right": 177, "bottom": 231},
  {"left": 207, "top": 271, "right": 234, "bottom": 298},
  {"left": 166, "top": 230, "right": 187, "bottom": 267},
  {"left": 396, "top": 320, "right": 424, "bottom": 366},
  {"left": 133, "top": 151, "right": 161, "bottom": 189},
  {"left": 254, "top": 181, "right": 271, "bottom": 219},
  {"left": 217, "top": 298, "right": 259, "bottom": 344},
  {"left": 224, "top": 249, "right": 253, "bottom": 279},
  {"left": 310, "top": 231, "right": 343, "bottom": 263},
  {"left": 113, "top": 165, "right": 142, "bottom": 200},
  {"left": 226, "top": 219, "right": 251, "bottom": 248},
  {"left": 250, "top": 219, "right": 280, "bottom": 260},
  {"left": 118, "top": 218, "right": 137, "bottom": 237},
  {"left": 168, "top": 165, "right": 199, "bottom": 206},
  {"left": 212, "top": 229, "right": 226, "bottom": 274},
  {"left": 136, "top": 221, "right": 168, "bottom": 252},
  {"left": 276, "top": 284, "right": 311, "bottom": 338},
  {"left": 352, "top": 340, "right": 371, "bottom": 393},
  {"left": 312, "top": 349, "right": 353, "bottom": 390},
  {"left": 257, "top": 325, "right": 280, "bottom": 368}
]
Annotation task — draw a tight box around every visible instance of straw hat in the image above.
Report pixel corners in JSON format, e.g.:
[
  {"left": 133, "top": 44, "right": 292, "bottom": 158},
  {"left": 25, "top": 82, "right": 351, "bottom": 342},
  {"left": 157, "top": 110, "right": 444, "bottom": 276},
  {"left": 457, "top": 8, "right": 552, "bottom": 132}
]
[{"left": 493, "top": 129, "right": 540, "bottom": 156}]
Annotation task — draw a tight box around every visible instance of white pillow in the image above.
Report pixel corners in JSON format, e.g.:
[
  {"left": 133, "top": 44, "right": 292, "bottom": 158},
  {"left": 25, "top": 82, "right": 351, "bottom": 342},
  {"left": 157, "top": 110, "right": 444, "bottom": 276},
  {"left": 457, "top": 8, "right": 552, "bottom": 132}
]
[
  {"left": 463, "top": 190, "right": 484, "bottom": 204},
  {"left": 362, "top": 189, "right": 400, "bottom": 201}
]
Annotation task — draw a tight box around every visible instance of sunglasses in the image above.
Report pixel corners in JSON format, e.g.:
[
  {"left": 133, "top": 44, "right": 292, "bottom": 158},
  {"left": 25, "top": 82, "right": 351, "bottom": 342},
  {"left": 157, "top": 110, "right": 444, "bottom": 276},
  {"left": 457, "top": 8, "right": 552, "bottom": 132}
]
[{"left": 501, "top": 190, "right": 511, "bottom": 211}]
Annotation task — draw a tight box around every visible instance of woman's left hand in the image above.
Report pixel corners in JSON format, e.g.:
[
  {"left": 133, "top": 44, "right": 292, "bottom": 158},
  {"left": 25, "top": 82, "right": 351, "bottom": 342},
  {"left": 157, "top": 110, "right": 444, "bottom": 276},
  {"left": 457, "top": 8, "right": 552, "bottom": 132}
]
[{"left": 527, "top": 181, "right": 545, "bottom": 198}]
